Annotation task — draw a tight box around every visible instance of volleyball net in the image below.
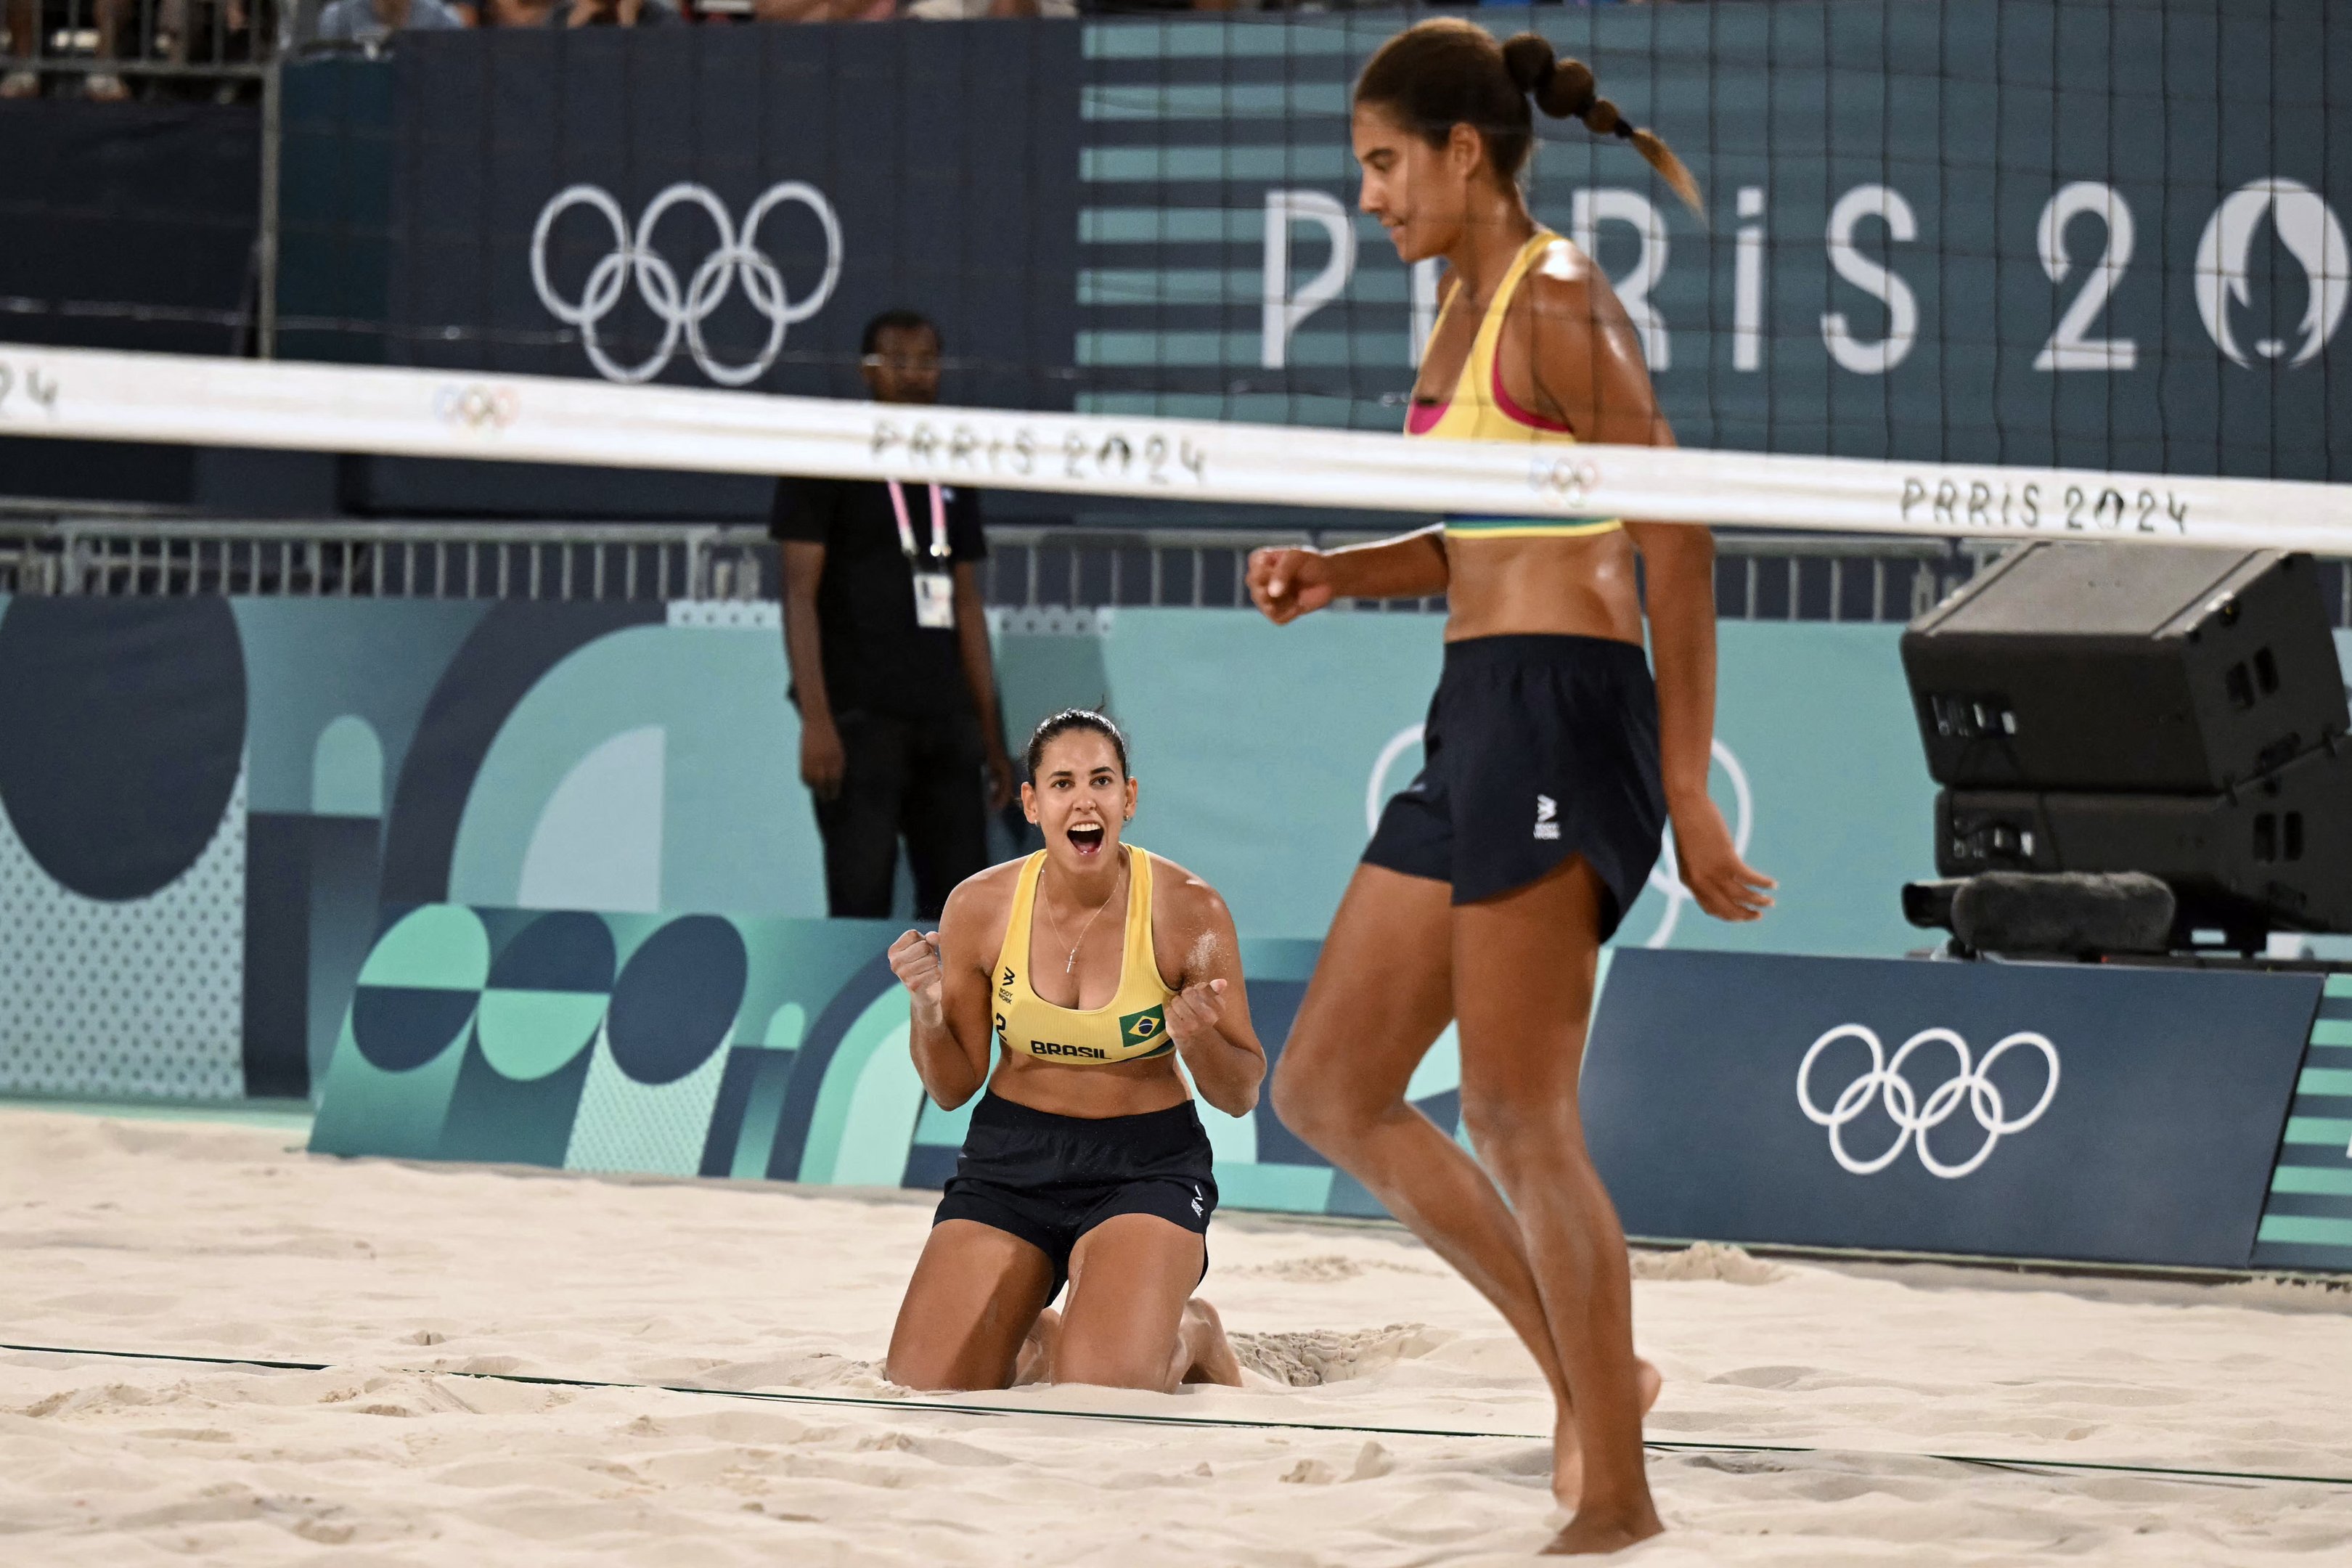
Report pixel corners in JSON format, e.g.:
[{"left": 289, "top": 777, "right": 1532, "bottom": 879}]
[{"left": 5, "top": 340, "right": 2348, "bottom": 555}]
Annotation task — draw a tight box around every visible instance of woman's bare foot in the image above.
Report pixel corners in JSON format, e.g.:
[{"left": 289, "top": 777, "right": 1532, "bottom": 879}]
[
  {"left": 1175, "top": 1297, "right": 1244, "bottom": 1387},
  {"left": 1012, "top": 1307, "right": 1061, "bottom": 1386},
  {"left": 1551, "top": 1357, "right": 1663, "bottom": 1508},
  {"left": 1542, "top": 1502, "right": 1665, "bottom": 1556}
]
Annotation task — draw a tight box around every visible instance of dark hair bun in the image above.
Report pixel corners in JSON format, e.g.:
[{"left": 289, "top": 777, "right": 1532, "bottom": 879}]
[
  {"left": 1500, "top": 32, "right": 1554, "bottom": 95},
  {"left": 1503, "top": 33, "right": 1600, "bottom": 123}
]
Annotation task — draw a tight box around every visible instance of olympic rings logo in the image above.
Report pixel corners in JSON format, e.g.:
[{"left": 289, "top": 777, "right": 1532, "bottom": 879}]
[
  {"left": 1797, "top": 1024, "right": 2060, "bottom": 1179},
  {"left": 528, "top": 181, "right": 844, "bottom": 386},
  {"left": 434, "top": 383, "right": 519, "bottom": 431},
  {"left": 1529, "top": 455, "right": 1601, "bottom": 510}
]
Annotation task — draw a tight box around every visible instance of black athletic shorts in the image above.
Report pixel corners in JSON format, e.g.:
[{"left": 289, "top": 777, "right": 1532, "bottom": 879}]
[
  {"left": 933, "top": 1091, "right": 1217, "bottom": 1301},
  {"left": 1363, "top": 632, "right": 1667, "bottom": 939}
]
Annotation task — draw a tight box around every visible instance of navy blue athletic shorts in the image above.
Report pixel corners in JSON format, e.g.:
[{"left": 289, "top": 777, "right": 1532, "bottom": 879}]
[
  {"left": 934, "top": 1091, "right": 1216, "bottom": 1301},
  {"left": 1363, "top": 632, "right": 1667, "bottom": 939}
]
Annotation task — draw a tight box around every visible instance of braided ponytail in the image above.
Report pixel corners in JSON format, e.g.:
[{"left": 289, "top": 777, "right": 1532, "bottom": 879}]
[{"left": 1500, "top": 33, "right": 1702, "bottom": 216}]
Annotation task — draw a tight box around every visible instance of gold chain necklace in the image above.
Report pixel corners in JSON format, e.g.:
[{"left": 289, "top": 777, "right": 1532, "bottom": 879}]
[{"left": 1043, "top": 850, "right": 1124, "bottom": 974}]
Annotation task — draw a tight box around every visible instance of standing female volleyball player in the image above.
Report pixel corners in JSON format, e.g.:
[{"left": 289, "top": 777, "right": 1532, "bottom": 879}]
[
  {"left": 883, "top": 710, "right": 1262, "bottom": 1393},
  {"left": 1247, "top": 20, "right": 1773, "bottom": 1555}
]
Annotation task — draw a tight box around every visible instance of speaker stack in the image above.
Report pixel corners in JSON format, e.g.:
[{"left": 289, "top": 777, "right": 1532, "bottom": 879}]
[{"left": 1902, "top": 543, "right": 2352, "bottom": 949}]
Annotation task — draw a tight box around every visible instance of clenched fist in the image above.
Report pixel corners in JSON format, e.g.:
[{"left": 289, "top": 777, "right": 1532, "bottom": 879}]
[
  {"left": 1164, "top": 976, "right": 1228, "bottom": 1050},
  {"left": 1246, "top": 547, "right": 1336, "bottom": 625},
  {"left": 889, "top": 929, "right": 945, "bottom": 1024}
]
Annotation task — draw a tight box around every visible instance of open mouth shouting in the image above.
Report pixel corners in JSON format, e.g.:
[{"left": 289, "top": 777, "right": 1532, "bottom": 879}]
[{"left": 1066, "top": 821, "right": 1107, "bottom": 856}]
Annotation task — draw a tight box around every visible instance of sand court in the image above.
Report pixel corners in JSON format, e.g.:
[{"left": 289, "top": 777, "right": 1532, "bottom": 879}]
[{"left": 4, "top": 1106, "right": 2350, "bottom": 1565}]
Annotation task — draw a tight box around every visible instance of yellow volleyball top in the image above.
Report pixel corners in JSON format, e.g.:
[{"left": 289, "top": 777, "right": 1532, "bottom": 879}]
[
  {"left": 1408, "top": 229, "right": 1623, "bottom": 542},
  {"left": 992, "top": 845, "right": 1176, "bottom": 1066}
]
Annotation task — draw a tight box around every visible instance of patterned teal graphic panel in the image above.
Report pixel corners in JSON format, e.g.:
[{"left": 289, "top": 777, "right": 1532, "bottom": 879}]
[
  {"left": 2252, "top": 972, "right": 2352, "bottom": 1273},
  {"left": 310, "top": 906, "right": 1359, "bottom": 1212}
]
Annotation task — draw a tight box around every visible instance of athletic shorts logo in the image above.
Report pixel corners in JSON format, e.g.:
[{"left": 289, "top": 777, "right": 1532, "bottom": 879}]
[
  {"left": 1797, "top": 1024, "right": 2060, "bottom": 1179},
  {"left": 1533, "top": 793, "right": 1561, "bottom": 841},
  {"left": 1190, "top": 1183, "right": 1204, "bottom": 1218}
]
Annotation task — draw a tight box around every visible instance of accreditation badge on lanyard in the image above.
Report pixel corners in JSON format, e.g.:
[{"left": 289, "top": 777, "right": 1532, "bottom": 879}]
[{"left": 889, "top": 479, "right": 956, "bottom": 630}]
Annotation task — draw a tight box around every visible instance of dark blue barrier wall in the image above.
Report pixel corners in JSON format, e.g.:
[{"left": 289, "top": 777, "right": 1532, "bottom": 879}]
[{"left": 1585, "top": 949, "right": 2320, "bottom": 1269}]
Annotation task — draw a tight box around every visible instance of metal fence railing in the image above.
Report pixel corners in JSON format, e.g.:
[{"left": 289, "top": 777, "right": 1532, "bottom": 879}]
[
  {"left": 22, "top": 513, "right": 2352, "bottom": 627},
  {"left": 0, "top": 514, "right": 2032, "bottom": 623},
  {"left": 0, "top": 0, "right": 278, "bottom": 98}
]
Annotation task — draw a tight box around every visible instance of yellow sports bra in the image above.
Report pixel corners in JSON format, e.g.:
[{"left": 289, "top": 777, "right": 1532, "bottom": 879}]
[
  {"left": 1408, "top": 229, "right": 1622, "bottom": 543},
  {"left": 992, "top": 846, "right": 1177, "bottom": 1066}
]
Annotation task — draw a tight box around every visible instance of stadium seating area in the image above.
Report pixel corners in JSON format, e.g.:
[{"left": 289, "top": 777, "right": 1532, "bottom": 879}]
[{"left": 0, "top": 0, "right": 1682, "bottom": 99}]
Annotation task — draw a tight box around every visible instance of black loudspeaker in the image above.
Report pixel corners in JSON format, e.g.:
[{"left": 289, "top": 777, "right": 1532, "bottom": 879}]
[
  {"left": 1936, "top": 743, "right": 2352, "bottom": 940},
  {"left": 1902, "top": 544, "right": 2346, "bottom": 792}
]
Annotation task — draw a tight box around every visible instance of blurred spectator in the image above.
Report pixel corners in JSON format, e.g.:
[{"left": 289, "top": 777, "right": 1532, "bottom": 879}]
[
  {"left": 905, "top": 0, "right": 1074, "bottom": 17},
  {"left": 3, "top": 0, "right": 135, "bottom": 99},
  {"left": 550, "top": 0, "right": 676, "bottom": 22},
  {"left": 750, "top": 0, "right": 893, "bottom": 20},
  {"left": 314, "top": 0, "right": 465, "bottom": 43}
]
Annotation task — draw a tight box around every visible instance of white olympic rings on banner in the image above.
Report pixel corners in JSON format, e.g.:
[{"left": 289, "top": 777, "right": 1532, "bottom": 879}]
[
  {"left": 529, "top": 181, "right": 844, "bottom": 387},
  {"left": 1642, "top": 739, "right": 1752, "bottom": 949},
  {"left": 1797, "top": 1024, "right": 2060, "bottom": 1179}
]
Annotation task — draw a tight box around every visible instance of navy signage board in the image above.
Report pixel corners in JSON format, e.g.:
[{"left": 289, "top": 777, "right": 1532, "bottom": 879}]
[{"left": 1585, "top": 950, "right": 2319, "bottom": 1269}]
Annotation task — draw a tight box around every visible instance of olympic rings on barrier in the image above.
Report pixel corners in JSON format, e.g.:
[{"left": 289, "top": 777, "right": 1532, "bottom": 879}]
[
  {"left": 1797, "top": 1024, "right": 2061, "bottom": 1179},
  {"left": 434, "top": 383, "right": 520, "bottom": 432},
  {"left": 529, "top": 181, "right": 845, "bottom": 387}
]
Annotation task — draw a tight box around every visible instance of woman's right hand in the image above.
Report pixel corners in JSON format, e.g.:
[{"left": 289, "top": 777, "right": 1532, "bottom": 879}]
[
  {"left": 800, "top": 718, "right": 846, "bottom": 801},
  {"left": 889, "top": 929, "right": 945, "bottom": 1022},
  {"left": 1246, "top": 547, "right": 1336, "bottom": 625}
]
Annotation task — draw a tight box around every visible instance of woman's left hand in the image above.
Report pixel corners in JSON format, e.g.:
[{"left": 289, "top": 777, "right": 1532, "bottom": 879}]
[
  {"left": 1164, "top": 976, "right": 1228, "bottom": 1048},
  {"left": 1670, "top": 795, "right": 1776, "bottom": 922}
]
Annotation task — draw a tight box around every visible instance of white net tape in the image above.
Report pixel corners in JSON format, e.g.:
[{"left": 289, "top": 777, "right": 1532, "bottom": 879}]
[{"left": 6, "top": 343, "right": 2350, "bottom": 552}]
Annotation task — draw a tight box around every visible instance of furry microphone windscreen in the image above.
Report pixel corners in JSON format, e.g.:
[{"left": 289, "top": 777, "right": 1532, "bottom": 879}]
[{"left": 1950, "top": 871, "right": 2177, "bottom": 957}]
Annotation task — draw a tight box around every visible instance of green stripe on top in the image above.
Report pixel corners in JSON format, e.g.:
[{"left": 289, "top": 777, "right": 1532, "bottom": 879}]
[
  {"left": 1081, "top": 82, "right": 1349, "bottom": 121},
  {"left": 2256, "top": 1214, "right": 2352, "bottom": 1246},
  {"left": 1084, "top": 20, "right": 1359, "bottom": 60},
  {"left": 2284, "top": 1116, "right": 2352, "bottom": 1148},
  {"left": 2325, "top": 973, "right": 2352, "bottom": 999},
  {"left": 2311, "top": 1018, "right": 2352, "bottom": 1046},
  {"left": 1445, "top": 516, "right": 1622, "bottom": 534},
  {"left": 2302, "top": 1069, "right": 2352, "bottom": 1097},
  {"left": 2271, "top": 1166, "right": 2352, "bottom": 1196},
  {"left": 1081, "top": 145, "right": 1352, "bottom": 184}
]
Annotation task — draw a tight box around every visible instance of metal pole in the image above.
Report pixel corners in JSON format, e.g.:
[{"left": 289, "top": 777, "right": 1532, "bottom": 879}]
[{"left": 257, "top": 60, "right": 284, "bottom": 360}]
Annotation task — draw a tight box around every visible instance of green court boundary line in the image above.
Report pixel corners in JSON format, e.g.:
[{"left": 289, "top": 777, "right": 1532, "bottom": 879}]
[{"left": 7, "top": 1341, "right": 2349, "bottom": 1492}]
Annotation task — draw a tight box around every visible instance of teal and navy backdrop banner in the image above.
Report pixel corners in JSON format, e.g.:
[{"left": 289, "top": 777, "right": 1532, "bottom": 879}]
[
  {"left": 0, "top": 593, "right": 1940, "bottom": 1103},
  {"left": 348, "top": 1, "right": 2348, "bottom": 483},
  {"left": 13, "top": 4, "right": 2346, "bottom": 513},
  {"left": 2, "top": 589, "right": 2348, "bottom": 1267}
]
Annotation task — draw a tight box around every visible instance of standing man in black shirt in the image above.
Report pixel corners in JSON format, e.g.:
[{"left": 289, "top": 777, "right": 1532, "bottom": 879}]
[{"left": 772, "top": 309, "right": 1017, "bottom": 920}]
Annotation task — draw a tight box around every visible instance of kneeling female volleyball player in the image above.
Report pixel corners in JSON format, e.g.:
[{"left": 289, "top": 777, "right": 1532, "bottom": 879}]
[{"left": 883, "top": 709, "right": 1263, "bottom": 1392}]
